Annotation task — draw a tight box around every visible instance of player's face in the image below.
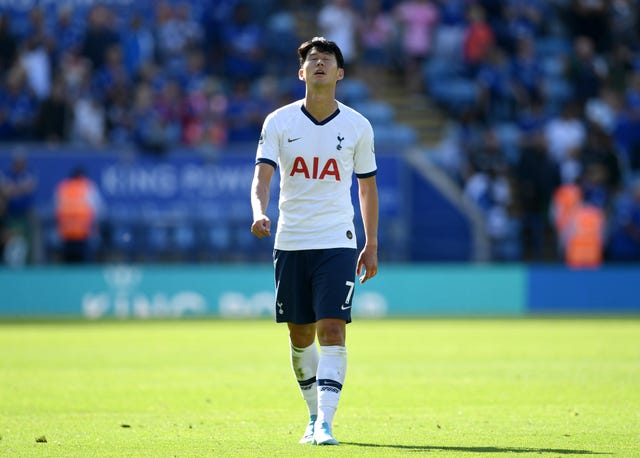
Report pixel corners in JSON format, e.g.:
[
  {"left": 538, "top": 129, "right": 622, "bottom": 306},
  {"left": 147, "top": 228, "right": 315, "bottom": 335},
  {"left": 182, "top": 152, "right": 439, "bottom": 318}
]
[{"left": 299, "top": 48, "right": 344, "bottom": 85}]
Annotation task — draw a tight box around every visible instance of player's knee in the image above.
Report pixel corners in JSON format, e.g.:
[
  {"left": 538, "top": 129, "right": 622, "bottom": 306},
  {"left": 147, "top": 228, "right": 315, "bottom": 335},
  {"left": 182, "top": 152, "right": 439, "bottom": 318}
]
[
  {"left": 317, "top": 320, "right": 346, "bottom": 346},
  {"left": 288, "top": 323, "right": 315, "bottom": 347}
]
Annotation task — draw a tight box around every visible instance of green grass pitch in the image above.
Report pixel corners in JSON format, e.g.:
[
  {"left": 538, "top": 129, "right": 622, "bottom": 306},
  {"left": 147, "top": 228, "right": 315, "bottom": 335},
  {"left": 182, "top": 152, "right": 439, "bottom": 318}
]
[{"left": 1, "top": 318, "right": 638, "bottom": 457}]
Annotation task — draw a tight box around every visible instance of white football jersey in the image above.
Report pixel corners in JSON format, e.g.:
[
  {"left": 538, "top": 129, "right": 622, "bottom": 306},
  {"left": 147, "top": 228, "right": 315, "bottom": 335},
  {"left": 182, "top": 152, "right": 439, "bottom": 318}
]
[{"left": 256, "top": 99, "right": 377, "bottom": 250}]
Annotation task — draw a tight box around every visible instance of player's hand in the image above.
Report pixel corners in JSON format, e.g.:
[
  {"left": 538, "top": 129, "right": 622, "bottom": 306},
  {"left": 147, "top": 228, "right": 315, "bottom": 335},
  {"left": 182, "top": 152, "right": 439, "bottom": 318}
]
[
  {"left": 357, "top": 245, "right": 378, "bottom": 284},
  {"left": 251, "top": 216, "right": 271, "bottom": 238}
]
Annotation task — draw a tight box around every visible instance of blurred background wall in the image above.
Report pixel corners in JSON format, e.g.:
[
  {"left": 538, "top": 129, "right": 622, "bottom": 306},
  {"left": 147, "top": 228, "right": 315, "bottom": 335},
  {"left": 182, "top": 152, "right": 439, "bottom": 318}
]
[{"left": 1, "top": 0, "right": 639, "bottom": 316}]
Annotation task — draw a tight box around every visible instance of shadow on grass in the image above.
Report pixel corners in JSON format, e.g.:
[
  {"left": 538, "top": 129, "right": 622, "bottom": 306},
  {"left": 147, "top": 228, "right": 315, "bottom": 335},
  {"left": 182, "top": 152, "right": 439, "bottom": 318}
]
[{"left": 341, "top": 443, "right": 610, "bottom": 455}]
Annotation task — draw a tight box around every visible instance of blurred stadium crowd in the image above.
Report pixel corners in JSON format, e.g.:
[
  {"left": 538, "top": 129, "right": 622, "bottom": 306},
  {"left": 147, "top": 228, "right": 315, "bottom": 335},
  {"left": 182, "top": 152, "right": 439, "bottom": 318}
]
[{"left": 1, "top": 0, "right": 640, "bottom": 265}]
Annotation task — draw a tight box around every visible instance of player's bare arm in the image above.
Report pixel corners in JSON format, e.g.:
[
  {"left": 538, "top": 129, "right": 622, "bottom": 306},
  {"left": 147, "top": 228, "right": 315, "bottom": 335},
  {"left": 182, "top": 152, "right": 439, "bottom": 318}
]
[
  {"left": 250, "top": 162, "right": 274, "bottom": 238},
  {"left": 356, "top": 175, "right": 379, "bottom": 283}
]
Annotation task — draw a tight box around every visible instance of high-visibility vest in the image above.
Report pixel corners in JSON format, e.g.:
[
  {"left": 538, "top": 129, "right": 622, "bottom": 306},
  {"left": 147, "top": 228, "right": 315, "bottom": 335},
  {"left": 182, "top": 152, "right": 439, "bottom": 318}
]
[
  {"left": 565, "top": 204, "right": 605, "bottom": 268},
  {"left": 552, "top": 183, "right": 582, "bottom": 234},
  {"left": 55, "top": 178, "right": 95, "bottom": 241}
]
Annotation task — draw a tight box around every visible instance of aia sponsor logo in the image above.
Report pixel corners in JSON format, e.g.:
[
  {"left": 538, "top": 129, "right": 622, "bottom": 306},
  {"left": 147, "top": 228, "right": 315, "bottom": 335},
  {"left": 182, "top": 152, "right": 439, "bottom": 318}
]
[{"left": 290, "top": 156, "right": 341, "bottom": 180}]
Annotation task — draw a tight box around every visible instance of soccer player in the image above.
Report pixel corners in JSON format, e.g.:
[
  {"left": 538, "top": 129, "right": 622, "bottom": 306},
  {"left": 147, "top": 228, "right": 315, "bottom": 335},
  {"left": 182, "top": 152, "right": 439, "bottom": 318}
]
[{"left": 250, "top": 37, "right": 379, "bottom": 445}]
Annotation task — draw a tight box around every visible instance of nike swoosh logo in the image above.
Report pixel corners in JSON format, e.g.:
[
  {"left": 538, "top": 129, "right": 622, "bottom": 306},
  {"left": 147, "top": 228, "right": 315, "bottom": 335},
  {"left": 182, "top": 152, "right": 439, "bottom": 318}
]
[
  {"left": 288, "top": 137, "right": 301, "bottom": 143},
  {"left": 341, "top": 304, "right": 351, "bottom": 310}
]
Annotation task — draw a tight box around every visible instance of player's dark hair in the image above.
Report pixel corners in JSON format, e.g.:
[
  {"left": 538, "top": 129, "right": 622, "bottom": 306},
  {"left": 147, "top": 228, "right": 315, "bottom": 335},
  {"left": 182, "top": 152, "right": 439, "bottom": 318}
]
[{"left": 298, "top": 36, "right": 344, "bottom": 69}]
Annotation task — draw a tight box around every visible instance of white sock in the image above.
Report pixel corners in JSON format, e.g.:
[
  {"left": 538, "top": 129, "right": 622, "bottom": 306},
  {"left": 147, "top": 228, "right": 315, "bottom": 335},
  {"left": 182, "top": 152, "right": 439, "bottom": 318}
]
[
  {"left": 316, "top": 345, "right": 347, "bottom": 427},
  {"left": 290, "top": 342, "right": 319, "bottom": 418}
]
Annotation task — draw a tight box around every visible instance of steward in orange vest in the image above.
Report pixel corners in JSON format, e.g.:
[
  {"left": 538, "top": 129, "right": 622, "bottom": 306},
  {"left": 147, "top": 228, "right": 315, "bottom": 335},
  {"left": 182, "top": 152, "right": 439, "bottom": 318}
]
[
  {"left": 564, "top": 204, "right": 605, "bottom": 268},
  {"left": 551, "top": 183, "right": 582, "bottom": 236},
  {"left": 54, "top": 167, "right": 102, "bottom": 262}
]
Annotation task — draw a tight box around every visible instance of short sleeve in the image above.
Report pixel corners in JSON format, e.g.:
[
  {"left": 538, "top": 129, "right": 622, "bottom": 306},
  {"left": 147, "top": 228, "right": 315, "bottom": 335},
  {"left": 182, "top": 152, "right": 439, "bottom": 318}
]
[
  {"left": 354, "top": 121, "right": 377, "bottom": 178},
  {"left": 255, "top": 113, "right": 279, "bottom": 169}
]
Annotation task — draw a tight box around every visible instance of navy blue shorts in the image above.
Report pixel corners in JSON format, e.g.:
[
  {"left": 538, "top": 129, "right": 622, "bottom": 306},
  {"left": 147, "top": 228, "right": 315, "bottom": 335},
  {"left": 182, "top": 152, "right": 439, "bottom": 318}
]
[{"left": 273, "top": 248, "right": 358, "bottom": 324}]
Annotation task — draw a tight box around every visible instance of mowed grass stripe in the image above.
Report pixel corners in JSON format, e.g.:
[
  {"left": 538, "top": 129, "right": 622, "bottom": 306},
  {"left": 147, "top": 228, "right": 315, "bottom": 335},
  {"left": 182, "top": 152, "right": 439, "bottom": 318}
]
[{"left": 0, "top": 319, "right": 638, "bottom": 457}]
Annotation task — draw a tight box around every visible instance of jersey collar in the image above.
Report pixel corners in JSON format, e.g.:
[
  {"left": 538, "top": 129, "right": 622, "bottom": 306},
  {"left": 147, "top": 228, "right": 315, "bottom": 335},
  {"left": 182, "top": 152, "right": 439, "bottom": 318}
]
[{"left": 301, "top": 104, "right": 340, "bottom": 125}]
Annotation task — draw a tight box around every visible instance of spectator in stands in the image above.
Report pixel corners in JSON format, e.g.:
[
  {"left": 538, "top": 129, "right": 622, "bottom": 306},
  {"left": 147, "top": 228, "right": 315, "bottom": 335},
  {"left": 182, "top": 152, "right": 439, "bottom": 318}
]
[
  {"left": 1, "top": 152, "right": 37, "bottom": 264},
  {"left": 104, "top": 84, "right": 134, "bottom": 146},
  {"left": 34, "top": 77, "right": 73, "bottom": 143},
  {"left": 0, "top": 186, "right": 7, "bottom": 263},
  {"left": 467, "top": 127, "right": 507, "bottom": 175},
  {"left": 318, "top": 0, "right": 360, "bottom": 66},
  {"left": 58, "top": 48, "right": 92, "bottom": 100},
  {"left": 54, "top": 166, "right": 104, "bottom": 264},
  {"left": 517, "top": 95, "right": 550, "bottom": 134},
  {"left": 178, "top": 50, "right": 209, "bottom": 93},
  {"left": 254, "top": 74, "right": 287, "bottom": 115},
  {"left": 463, "top": 130, "right": 502, "bottom": 200},
  {"left": 200, "top": 0, "right": 238, "bottom": 74},
  {"left": 604, "top": 42, "right": 634, "bottom": 95},
  {"left": 71, "top": 85, "right": 106, "bottom": 147},
  {"left": 137, "top": 61, "right": 167, "bottom": 94},
  {"left": 476, "top": 46, "right": 517, "bottom": 122},
  {"left": 156, "top": 1, "right": 204, "bottom": 77},
  {"left": 624, "top": 70, "right": 640, "bottom": 114},
  {"left": 263, "top": 9, "right": 300, "bottom": 77},
  {"left": 0, "top": 15, "right": 18, "bottom": 79},
  {"left": 0, "top": 67, "right": 38, "bottom": 141},
  {"left": 492, "top": 1, "right": 546, "bottom": 55},
  {"left": 580, "top": 161, "right": 611, "bottom": 212},
  {"left": 132, "top": 83, "right": 165, "bottom": 153},
  {"left": 486, "top": 177, "right": 521, "bottom": 262},
  {"left": 463, "top": 157, "right": 518, "bottom": 261},
  {"left": 610, "top": 0, "right": 639, "bottom": 49},
  {"left": 18, "top": 35, "right": 52, "bottom": 101},
  {"left": 225, "top": 78, "right": 264, "bottom": 143},
  {"left": 565, "top": 35, "right": 606, "bottom": 106},
  {"left": 544, "top": 101, "right": 587, "bottom": 178},
  {"left": 509, "top": 36, "right": 543, "bottom": 108},
  {"left": 80, "top": 5, "right": 119, "bottom": 71},
  {"left": 18, "top": 6, "right": 54, "bottom": 84},
  {"left": 394, "top": 0, "right": 440, "bottom": 94},
  {"left": 121, "top": 14, "right": 156, "bottom": 78},
  {"left": 183, "top": 77, "right": 228, "bottom": 149},
  {"left": 564, "top": 0, "right": 611, "bottom": 54},
  {"left": 585, "top": 85, "right": 622, "bottom": 135},
  {"left": 607, "top": 178, "right": 640, "bottom": 261},
  {"left": 155, "top": 79, "right": 185, "bottom": 147},
  {"left": 130, "top": 79, "right": 184, "bottom": 153},
  {"left": 611, "top": 87, "right": 640, "bottom": 175},
  {"left": 462, "top": 4, "right": 493, "bottom": 76},
  {"left": 560, "top": 145, "right": 584, "bottom": 189},
  {"left": 173, "top": 2, "right": 204, "bottom": 52},
  {"left": 93, "top": 44, "right": 132, "bottom": 107},
  {"left": 515, "top": 130, "right": 562, "bottom": 260},
  {"left": 358, "top": 0, "right": 396, "bottom": 68},
  {"left": 51, "top": 6, "right": 84, "bottom": 62},
  {"left": 580, "top": 123, "right": 623, "bottom": 206},
  {"left": 220, "top": 2, "right": 265, "bottom": 80},
  {"left": 439, "top": 0, "right": 467, "bottom": 27},
  {"left": 438, "top": 106, "right": 485, "bottom": 185},
  {"left": 22, "top": 7, "right": 55, "bottom": 54}
]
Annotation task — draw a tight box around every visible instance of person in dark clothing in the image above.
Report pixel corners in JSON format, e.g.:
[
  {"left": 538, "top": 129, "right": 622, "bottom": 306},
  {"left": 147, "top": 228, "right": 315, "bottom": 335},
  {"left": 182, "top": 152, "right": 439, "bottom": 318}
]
[
  {"left": 35, "top": 78, "right": 73, "bottom": 142},
  {"left": 80, "top": 5, "right": 119, "bottom": 70},
  {"left": 515, "top": 130, "right": 562, "bottom": 260},
  {"left": 0, "top": 15, "right": 18, "bottom": 78},
  {"left": 580, "top": 123, "right": 623, "bottom": 206}
]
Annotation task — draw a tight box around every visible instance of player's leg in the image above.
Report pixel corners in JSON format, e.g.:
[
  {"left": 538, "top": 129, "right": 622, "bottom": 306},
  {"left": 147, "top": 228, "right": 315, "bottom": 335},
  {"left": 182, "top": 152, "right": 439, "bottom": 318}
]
[
  {"left": 288, "top": 322, "right": 319, "bottom": 444},
  {"left": 274, "top": 249, "right": 319, "bottom": 443},
  {"left": 314, "top": 319, "right": 346, "bottom": 445},
  {"left": 311, "top": 248, "right": 357, "bottom": 445},
  {"left": 316, "top": 317, "right": 347, "bottom": 429}
]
